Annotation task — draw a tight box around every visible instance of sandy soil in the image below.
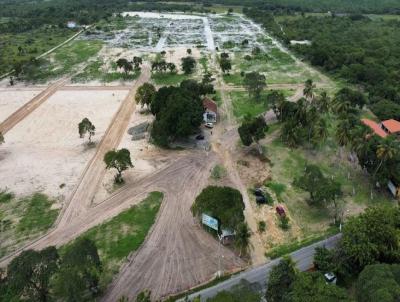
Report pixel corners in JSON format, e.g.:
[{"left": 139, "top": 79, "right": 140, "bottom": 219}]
[
  {"left": 0, "top": 90, "right": 126, "bottom": 200},
  {"left": 0, "top": 90, "right": 41, "bottom": 123}
]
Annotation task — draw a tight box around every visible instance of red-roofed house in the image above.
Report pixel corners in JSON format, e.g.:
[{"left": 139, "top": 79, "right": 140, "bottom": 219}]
[
  {"left": 203, "top": 97, "right": 217, "bottom": 123},
  {"left": 361, "top": 119, "right": 387, "bottom": 138},
  {"left": 381, "top": 119, "right": 400, "bottom": 137}
]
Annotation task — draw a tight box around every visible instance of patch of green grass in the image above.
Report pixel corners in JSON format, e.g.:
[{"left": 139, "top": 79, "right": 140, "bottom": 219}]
[
  {"left": 151, "top": 72, "right": 189, "bottom": 85},
  {"left": 0, "top": 192, "right": 59, "bottom": 258},
  {"left": 266, "top": 182, "right": 286, "bottom": 199},
  {"left": 223, "top": 73, "right": 243, "bottom": 85},
  {"left": 0, "top": 27, "right": 78, "bottom": 74},
  {"left": 21, "top": 39, "right": 103, "bottom": 83},
  {"left": 230, "top": 91, "right": 268, "bottom": 120},
  {"left": 199, "top": 55, "right": 208, "bottom": 72},
  {"left": 211, "top": 165, "right": 227, "bottom": 180},
  {"left": 61, "top": 192, "right": 163, "bottom": 286},
  {"left": 266, "top": 226, "right": 339, "bottom": 259},
  {"left": 16, "top": 193, "right": 58, "bottom": 235}
]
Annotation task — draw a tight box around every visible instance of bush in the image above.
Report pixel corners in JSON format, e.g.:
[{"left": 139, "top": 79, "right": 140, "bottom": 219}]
[
  {"left": 258, "top": 221, "right": 266, "bottom": 233},
  {"left": 191, "top": 186, "right": 245, "bottom": 230},
  {"left": 279, "top": 216, "right": 290, "bottom": 230},
  {"left": 211, "top": 165, "right": 227, "bottom": 180}
]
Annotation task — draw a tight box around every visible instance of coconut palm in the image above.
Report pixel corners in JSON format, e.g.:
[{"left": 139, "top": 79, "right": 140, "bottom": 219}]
[
  {"left": 317, "top": 91, "right": 330, "bottom": 113},
  {"left": 235, "top": 222, "right": 251, "bottom": 257},
  {"left": 375, "top": 137, "right": 399, "bottom": 176},
  {"left": 312, "top": 118, "right": 328, "bottom": 144},
  {"left": 303, "top": 79, "right": 316, "bottom": 101}
]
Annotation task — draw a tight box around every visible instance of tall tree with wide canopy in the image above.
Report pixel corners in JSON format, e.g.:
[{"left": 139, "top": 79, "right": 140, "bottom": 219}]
[
  {"left": 7, "top": 247, "right": 59, "bottom": 302},
  {"left": 78, "top": 117, "right": 95, "bottom": 144},
  {"left": 238, "top": 115, "right": 268, "bottom": 154},
  {"left": 266, "top": 257, "right": 296, "bottom": 302},
  {"left": 243, "top": 72, "right": 266, "bottom": 100},
  {"left": 104, "top": 148, "right": 133, "bottom": 183},
  {"left": 135, "top": 83, "right": 156, "bottom": 108}
]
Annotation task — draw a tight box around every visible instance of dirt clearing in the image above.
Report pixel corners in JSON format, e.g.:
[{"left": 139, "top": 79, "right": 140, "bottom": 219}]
[
  {"left": 0, "top": 90, "right": 41, "bottom": 123},
  {"left": 0, "top": 89, "right": 126, "bottom": 200}
]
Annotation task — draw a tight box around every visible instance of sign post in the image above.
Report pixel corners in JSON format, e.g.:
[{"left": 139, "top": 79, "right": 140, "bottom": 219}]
[{"left": 202, "top": 213, "right": 219, "bottom": 231}]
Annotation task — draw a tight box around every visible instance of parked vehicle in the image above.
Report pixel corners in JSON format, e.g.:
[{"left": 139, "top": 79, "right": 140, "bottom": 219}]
[
  {"left": 276, "top": 205, "right": 286, "bottom": 217},
  {"left": 254, "top": 188, "right": 265, "bottom": 197},
  {"left": 256, "top": 195, "right": 266, "bottom": 204},
  {"left": 196, "top": 134, "right": 205, "bottom": 140},
  {"left": 205, "top": 122, "right": 214, "bottom": 128},
  {"left": 324, "top": 272, "right": 337, "bottom": 284}
]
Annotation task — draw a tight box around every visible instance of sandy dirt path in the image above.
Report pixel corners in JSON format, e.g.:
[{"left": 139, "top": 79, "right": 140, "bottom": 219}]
[
  {"left": 0, "top": 78, "right": 68, "bottom": 134},
  {"left": 58, "top": 65, "right": 151, "bottom": 226},
  {"left": 102, "top": 151, "right": 244, "bottom": 301}
]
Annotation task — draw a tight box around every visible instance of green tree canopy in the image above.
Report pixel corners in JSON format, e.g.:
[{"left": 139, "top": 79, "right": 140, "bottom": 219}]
[
  {"left": 104, "top": 148, "right": 134, "bottom": 183},
  {"left": 338, "top": 206, "right": 400, "bottom": 275},
  {"left": 238, "top": 115, "right": 268, "bottom": 154},
  {"left": 266, "top": 257, "right": 296, "bottom": 302},
  {"left": 243, "top": 72, "right": 266, "bottom": 100},
  {"left": 191, "top": 186, "right": 245, "bottom": 231},
  {"left": 135, "top": 83, "right": 156, "bottom": 108},
  {"left": 7, "top": 247, "right": 59, "bottom": 302},
  {"left": 78, "top": 117, "right": 95, "bottom": 144},
  {"left": 181, "top": 56, "right": 196, "bottom": 74},
  {"left": 356, "top": 264, "right": 400, "bottom": 302}
]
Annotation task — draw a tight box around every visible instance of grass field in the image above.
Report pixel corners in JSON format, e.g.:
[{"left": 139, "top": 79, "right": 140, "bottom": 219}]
[
  {"left": 61, "top": 192, "right": 163, "bottom": 288},
  {"left": 0, "top": 27, "right": 78, "bottom": 74},
  {"left": 264, "top": 129, "right": 394, "bottom": 236},
  {"left": 230, "top": 89, "right": 295, "bottom": 120},
  {"left": 151, "top": 72, "right": 189, "bottom": 85},
  {"left": 0, "top": 192, "right": 59, "bottom": 258},
  {"left": 20, "top": 39, "right": 103, "bottom": 83}
]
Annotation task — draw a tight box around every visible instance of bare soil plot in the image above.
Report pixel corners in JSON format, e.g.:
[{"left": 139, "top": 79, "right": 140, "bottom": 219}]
[
  {"left": 0, "top": 89, "right": 126, "bottom": 200},
  {"left": 0, "top": 90, "right": 40, "bottom": 123}
]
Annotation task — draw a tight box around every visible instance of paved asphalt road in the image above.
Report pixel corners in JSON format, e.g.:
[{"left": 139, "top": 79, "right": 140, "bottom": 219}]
[{"left": 179, "top": 233, "right": 342, "bottom": 301}]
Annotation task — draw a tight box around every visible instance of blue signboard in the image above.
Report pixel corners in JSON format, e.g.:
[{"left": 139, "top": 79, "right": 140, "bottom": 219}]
[{"left": 202, "top": 213, "right": 219, "bottom": 231}]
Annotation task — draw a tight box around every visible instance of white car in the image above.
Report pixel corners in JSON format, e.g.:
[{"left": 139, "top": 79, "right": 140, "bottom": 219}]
[{"left": 205, "top": 122, "right": 214, "bottom": 129}]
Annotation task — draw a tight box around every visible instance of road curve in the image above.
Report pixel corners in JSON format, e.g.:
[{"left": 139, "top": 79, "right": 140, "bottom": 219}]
[{"left": 180, "top": 234, "right": 341, "bottom": 301}]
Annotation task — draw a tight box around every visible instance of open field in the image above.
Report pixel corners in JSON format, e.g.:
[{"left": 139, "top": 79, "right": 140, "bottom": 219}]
[
  {"left": 0, "top": 90, "right": 40, "bottom": 122},
  {"left": 0, "top": 192, "right": 59, "bottom": 258},
  {"left": 0, "top": 10, "right": 386, "bottom": 301},
  {"left": 0, "top": 90, "right": 126, "bottom": 199},
  {"left": 61, "top": 192, "right": 163, "bottom": 288}
]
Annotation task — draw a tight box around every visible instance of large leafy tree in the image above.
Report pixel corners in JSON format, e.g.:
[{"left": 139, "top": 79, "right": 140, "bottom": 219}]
[
  {"left": 243, "top": 72, "right": 266, "bottom": 100},
  {"left": 7, "top": 247, "right": 59, "bottom": 302},
  {"left": 78, "top": 118, "right": 95, "bottom": 144},
  {"left": 356, "top": 264, "right": 400, "bottom": 302},
  {"left": 181, "top": 56, "right": 196, "bottom": 74},
  {"left": 266, "top": 257, "right": 296, "bottom": 302},
  {"left": 104, "top": 148, "right": 133, "bottom": 183},
  {"left": 191, "top": 186, "right": 245, "bottom": 231},
  {"left": 338, "top": 206, "right": 400, "bottom": 275},
  {"left": 135, "top": 83, "right": 156, "bottom": 108},
  {"left": 288, "top": 272, "right": 350, "bottom": 302},
  {"left": 53, "top": 238, "right": 102, "bottom": 301},
  {"left": 219, "top": 57, "right": 232, "bottom": 73},
  {"left": 0, "top": 132, "right": 4, "bottom": 145},
  {"left": 150, "top": 80, "right": 206, "bottom": 147},
  {"left": 238, "top": 115, "right": 268, "bottom": 154}
]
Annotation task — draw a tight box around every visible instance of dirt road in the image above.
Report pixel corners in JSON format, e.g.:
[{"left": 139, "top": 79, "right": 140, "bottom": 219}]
[
  {"left": 0, "top": 78, "right": 68, "bottom": 134},
  {"left": 58, "top": 65, "right": 151, "bottom": 226}
]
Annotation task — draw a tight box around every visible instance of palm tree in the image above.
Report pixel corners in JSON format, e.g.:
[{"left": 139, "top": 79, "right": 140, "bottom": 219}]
[
  {"left": 235, "top": 222, "right": 251, "bottom": 257},
  {"left": 375, "top": 137, "right": 398, "bottom": 177},
  {"left": 312, "top": 118, "right": 328, "bottom": 145},
  {"left": 317, "top": 91, "right": 330, "bottom": 113},
  {"left": 303, "top": 79, "right": 316, "bottom": 101},
  {"left": 336, "top": 119, "right": 353, "bottom": 158}
]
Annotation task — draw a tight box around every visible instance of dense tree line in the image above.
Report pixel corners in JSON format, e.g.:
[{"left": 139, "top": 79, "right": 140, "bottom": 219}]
[
  {"left": 0, "top": 238, "right": 102, "bottom": 301},
  {"left": 246, "top": 11, "right": 400, "bottom": 120},
  {"left": 266, "top": 205, "right": 400, "bottom": 302}
]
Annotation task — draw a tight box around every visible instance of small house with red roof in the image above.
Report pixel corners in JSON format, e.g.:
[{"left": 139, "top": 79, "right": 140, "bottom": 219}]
[
  {"left": 203, "top": 97, "right": 217, "bottom": 123},
  {"left": 361, "top": 118, "right": 400, "bottom": 139}
]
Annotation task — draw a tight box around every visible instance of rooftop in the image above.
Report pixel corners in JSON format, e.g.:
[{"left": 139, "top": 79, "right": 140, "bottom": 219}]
[
  {"left": 361, "top": 119, "right": 387, "bottom": 138},
  {"left": 203, "top": 97, "right": 217, "bottom": 114},
  {"left": 382, "top": 119, "right": 400, "bottom": 134}
]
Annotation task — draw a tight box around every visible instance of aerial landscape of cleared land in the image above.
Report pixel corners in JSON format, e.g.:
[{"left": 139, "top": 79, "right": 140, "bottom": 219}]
[{"left": 1, "top": 0, "right": 400, "bottom": 301}]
